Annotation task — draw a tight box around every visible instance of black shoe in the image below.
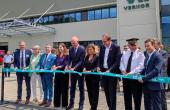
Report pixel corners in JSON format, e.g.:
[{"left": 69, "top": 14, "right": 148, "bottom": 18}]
[
  {"left": 66, "top": 105, "right": 74, "bottom": 110},
  {"left": 78, "top": 105, "right": 83, "bottom": 110},
  {"left": 44, "top": 102, "right": 51, "bottom": 107}
]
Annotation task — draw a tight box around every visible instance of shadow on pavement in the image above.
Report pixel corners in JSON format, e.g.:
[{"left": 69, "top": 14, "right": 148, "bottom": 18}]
[{"left": 0, "top": 101, "right": 56, "bottom": 110}]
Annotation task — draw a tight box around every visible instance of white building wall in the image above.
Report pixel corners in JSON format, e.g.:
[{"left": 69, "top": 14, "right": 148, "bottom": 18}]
[
  {"left": 52, "top": 18, "right": 117, "bottom": 42},
  {"left": 117, "top": 0, "right": 161, "bottom": 49}
]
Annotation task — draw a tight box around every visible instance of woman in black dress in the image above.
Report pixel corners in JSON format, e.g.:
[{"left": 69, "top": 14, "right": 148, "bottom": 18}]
[{"left": 83, "top": 44, "right": 100, "bottom": 110}]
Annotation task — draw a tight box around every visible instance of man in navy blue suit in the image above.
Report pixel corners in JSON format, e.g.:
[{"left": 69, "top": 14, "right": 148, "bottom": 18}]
[
  {"left": 154, "top": 40, "right": 168, "bottom": 110},
  {"left": 139, "top": 39, "right": 164, "bottom": 110},
  {"left": 66, "top": 36, "right": 85, "bottom": 110},
  {"left": 13, "top": 41, "right": 32, "bottom": 104},
  {"left": 98, "top": 33, "right": 121, "bottom": 110}
]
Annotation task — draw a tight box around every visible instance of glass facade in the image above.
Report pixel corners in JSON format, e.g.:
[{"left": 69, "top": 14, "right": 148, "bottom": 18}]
[
  {"left": 161, "top": 0, "right": 170, "bottom": 48},
  {"left": 161, "top": 0, "right": 170, "bottom": 5},
  {"left": 88, "top": 10, "right": 95, "bottom": 20},
  {"left": 0, "top": 6, "right": 116, "bottom": 26},
  {"left": 102, "top": 8, "right": 109, "bottom": 19}
]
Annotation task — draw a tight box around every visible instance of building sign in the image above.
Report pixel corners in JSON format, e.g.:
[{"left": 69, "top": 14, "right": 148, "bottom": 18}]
[{"left": 124, "top": 0, "right": 150, "bottom": 11}]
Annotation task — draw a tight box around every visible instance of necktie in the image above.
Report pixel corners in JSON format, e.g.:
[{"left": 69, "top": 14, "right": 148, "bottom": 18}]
[
  {"left": 126, "top": 52, "right": 133, "bottom": 73},
  {"left": 42, "top": 54, "right": 48, "bottom": 68},
  {"left": 21, "top": 51, "right": 24, "bottom": 68},
  {"left": 145, "top": 56, "right": 149, "bottom": 75},
  {"left": 73, "top": 48, "right": 77, "bottom": 57},
  {"left": 74, "top": 48, "right": 77, "bottom": 54}
]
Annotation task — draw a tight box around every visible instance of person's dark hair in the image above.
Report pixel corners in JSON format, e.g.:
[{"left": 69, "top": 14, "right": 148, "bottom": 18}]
[{"left": 145, "top": 39, "right": 155, "bottom": 46}]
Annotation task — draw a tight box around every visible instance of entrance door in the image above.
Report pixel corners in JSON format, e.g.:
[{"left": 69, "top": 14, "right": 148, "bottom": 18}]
[{"left": 0, "top": 42, "right": 8, "bottom": 53}]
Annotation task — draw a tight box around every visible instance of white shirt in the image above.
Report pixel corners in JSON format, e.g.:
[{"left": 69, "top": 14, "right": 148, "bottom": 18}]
[
  {"left": 4, "top": 55, "right": 13, "bottom": 63},
  {"left": 103, "top": 44, "right": 111, "bottom": 69},
  {"left": 120, "top": 49, "right": 145, "bottom": 75}
]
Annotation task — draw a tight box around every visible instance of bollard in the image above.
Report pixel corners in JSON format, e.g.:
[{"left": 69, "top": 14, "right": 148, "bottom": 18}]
[{"left": 0, "top": 68, "right": 9, "bottom": 105}]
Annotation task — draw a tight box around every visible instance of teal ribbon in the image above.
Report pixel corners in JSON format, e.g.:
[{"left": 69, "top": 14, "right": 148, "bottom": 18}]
[{"left": 1, "top": 68, "right": 170, "bottom": 84}]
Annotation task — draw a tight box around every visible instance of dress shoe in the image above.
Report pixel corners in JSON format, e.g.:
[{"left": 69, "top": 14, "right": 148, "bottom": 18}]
[
  {"left": 25, "top": 99, "right": 30, "bottom": 105},
  {"left": 39, "top": 100, "right": 47, "bottom": 106},
  {"left": 33, "top": 98, "right": 38, "bottom": 102},
  {"left": 44, "top": 102, "right": 51, "bottom": 107},
  {"left": 15, "top": 99, "right": 22, "bottom": 104},
  {"left": 78, "top": 105, "right": 83, "bottom": 110},
  {"left": 66, "top": 104, "right": 74, "bottom": 110}
]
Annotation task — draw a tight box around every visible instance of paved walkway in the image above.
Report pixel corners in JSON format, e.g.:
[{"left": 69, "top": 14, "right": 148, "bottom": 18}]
[{"left": 0, "top": 73, "right": 170, "bottom": 110}]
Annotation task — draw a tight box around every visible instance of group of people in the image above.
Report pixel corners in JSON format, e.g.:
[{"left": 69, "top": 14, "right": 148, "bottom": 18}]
[{"left": 2, "top": 33, "right": 169, "bottom": 110}]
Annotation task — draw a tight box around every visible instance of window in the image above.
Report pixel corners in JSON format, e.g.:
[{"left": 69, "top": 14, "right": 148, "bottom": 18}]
[
  {"left": 63, "top": 14, "right": 69, "bottom": 22},
  {"left": 110, "top": 7, "right": 117, "bottom": 18},
  {"left": 162, "top": 16, "right": 170, "bottom": 47},
  {"left": 102, "top": 8, "right": 109, "bottom": 19},
  {"left": 161, "top": 0, "right": 170, "bottom": 5},
  {"left": 43, "top": 16, "right": 49, "bottom": 23},
  {"left": 75, "top": 12, "right": 81, "bottom": 21},
  {"left": 38, "top": 18, "right": 44, "bottom": 24},
  {"left": 95, "top": 9, "right": 102, "bottom": 20},
  {"left": 162, "top": 16, "right": 170, "bottom": 23},
  {"left": 49, "top": 16, "right": 54, "bottom": 22},
  {"left": 54, "top": 15, "right": 64, "bottom": 23},
  {"left": 14, "top": 6, "right": 117, "bottom": 25},
  {"left": 64, "top": 14, "right": 69, "bottom": 18},
  {"left": 88, "top": 10, "right": 95, "bottom": 20},
  {"left": 69, "top": 13, "right": 75, "bottom": 22}
]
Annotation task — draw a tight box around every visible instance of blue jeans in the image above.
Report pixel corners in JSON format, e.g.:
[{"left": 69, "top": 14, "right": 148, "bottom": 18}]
[
  {"left": 16, "top": 72, "right": 31, "bottom": 100},
  {"left": 41, "top": 73, "right": 53, "bottom": 102}
]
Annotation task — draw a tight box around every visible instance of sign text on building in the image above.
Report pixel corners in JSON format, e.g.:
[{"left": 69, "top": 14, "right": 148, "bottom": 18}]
[{"left": 124, "top": 0, "right": 150, "bottom": 11}]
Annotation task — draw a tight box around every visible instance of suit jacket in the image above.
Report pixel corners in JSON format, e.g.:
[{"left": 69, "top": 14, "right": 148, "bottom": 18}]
[
  {"left": 84, "top": 55, "right": 99, "bottom": 72},
  {"left": 36, "top": 53, "right": 56, "bottom": 70},
  {"left": 68, "top": 45, "right": 85, "bottom": 71},
  {"left": 13, "top": 49, "right": 32, "bottom": 69},
  {"left": 158, "top": 49, "right": 168, "bottom": 76},
  {"left": 99, "top": 43, "right": 121, "bottom": 72},
  {"left": 141, "top": 51, "right": 164, "bottom": 90},
  {"left": 167, "top": 53, "right": 170, "bottom": 77},
  {"left": 54, "top": 55, "right": 69, "bottom": 70}
]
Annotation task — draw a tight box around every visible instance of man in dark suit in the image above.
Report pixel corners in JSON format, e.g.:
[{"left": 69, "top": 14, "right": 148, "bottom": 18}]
[
  {"left": 139, "top": 39, "right": 164, "bottom": 110},
  {"left": 13, "top": 41, "right": 32, "bottom": 104},
  {"left": 98, "top": 33, "right": 121, "bottom": 110},
  {"left": 154, "top": 40, "right": 168, "bottom": 110},
  {"left": 66, "top": 36, "right": 85, "bottom": 110},
  {"left": 167, "top": 48, "right": 170, "bottom": 91}
]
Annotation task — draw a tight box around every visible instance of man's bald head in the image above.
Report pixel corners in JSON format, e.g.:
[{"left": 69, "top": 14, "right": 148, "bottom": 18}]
[{"left": 71, "top": 36, "right": 79, "bottom": 48}]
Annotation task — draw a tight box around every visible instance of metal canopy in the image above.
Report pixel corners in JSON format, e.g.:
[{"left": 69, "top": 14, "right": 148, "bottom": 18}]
[{"left": 0, "top": 4, "right": 56, "bottom": 37}]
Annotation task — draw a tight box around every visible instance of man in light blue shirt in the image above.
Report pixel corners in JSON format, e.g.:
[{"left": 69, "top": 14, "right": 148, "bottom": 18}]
[{"left": 3, "top": 51, "right": 14, "bottom": 77}]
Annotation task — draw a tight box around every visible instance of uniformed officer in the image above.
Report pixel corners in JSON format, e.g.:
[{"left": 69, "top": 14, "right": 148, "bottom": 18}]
[{"left": 120, "top": 38, "right": 145, "bottom": 110}]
